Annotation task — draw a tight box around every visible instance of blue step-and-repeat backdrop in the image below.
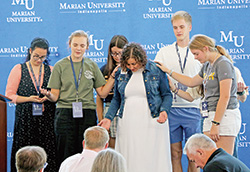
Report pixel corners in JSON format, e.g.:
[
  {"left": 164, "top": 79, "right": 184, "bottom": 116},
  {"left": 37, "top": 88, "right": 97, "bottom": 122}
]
[{"left": 1, "top": 0, "right": 250, "bottom": 171}]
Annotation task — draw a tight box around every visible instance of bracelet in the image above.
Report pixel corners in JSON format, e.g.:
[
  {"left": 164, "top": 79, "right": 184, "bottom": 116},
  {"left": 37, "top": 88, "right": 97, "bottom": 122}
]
[
  {"left": 237, "top": 90, "right": 245, "bottom": 96},
  {"left": 110, "top": 74, "right": 115, "bottom": 79},
  {"left": 211, "top": 120, "right": 220, "bottom": 126},
  {"left": 172, "top": 88, "right": 177, "bottom": 93},
  {"left": 172, "top": 88, "right": 179, "bottom": 94},
  {"left": 174, "top": 88, "right": 179, "bottom": 94},
  {"left": 169, "top": 69, "right": 174, "bottom": 76}
]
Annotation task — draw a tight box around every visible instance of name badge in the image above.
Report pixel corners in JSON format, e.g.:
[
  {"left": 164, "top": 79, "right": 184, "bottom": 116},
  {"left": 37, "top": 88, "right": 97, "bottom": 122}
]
[
  {"left": 177, "top": 82, "right": 187, "bottom": 91},
  {"left": 72, "top": 102, "right": 83, "bottom": 118},
  {"left": 32, "top": 103, "right": 43, "bottom": 116},
  {"left": 201, "top": 101, "right": 208, "bottom": 118}
]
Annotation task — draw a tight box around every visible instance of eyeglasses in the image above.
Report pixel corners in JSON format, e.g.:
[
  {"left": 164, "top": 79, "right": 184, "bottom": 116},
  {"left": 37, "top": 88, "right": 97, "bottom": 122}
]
[
  {"left": 39, "top": 162, "right": 48, "bottom": 172},
  {"left": 44, "top": 162, "right": 48, "bottom": 169},
  {"left": 111, "top": 52, "right": 122, "bottom": 57},
  {"left": 33, "top": 54, "right": 47, "bottom": 61}
]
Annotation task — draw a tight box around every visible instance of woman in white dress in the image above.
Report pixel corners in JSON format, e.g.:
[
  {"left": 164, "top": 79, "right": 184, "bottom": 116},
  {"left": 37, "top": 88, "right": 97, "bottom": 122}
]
[{"left": 99, "top": 43, "right": 173, "bottom": 172}]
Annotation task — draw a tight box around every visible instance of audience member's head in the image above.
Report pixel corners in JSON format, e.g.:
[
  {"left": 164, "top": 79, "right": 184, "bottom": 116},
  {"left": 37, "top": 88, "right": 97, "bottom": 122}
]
[
  {"left": 84, "top": 126, "right": 109, "bottom": 150},
  {"left": 16, "top": 146, "right": 47, "bottom": 172},
  {"left": 183, "top": 133, "right": 217, "bottom": 169},
  {"left": 91, "top": 148, "right": 127, "bottom": 172}
]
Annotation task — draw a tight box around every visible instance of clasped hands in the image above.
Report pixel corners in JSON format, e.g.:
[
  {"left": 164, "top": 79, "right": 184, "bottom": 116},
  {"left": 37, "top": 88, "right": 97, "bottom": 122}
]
[{"left": 28, "top": 95, "right": 47, "bottom": 103}]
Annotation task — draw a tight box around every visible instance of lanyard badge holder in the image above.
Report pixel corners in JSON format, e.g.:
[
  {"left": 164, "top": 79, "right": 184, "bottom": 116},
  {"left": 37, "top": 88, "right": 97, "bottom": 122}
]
[
  {"left": 201, "top": 80, "right": 208, "bottom": 118},
  {"left": 176, "top": 43, "right": 188, "bottom": 91},
  {"left": 201, "top": 64, "right": 213, "bottom": 118},
  {"left": 29, "top": 62, "right": 43, "bottom": 116},
  {"left": 32, "top": 103, "right": 43, "bottom": 116},
  {"left": 72, "top": 95, "right": 83, "bottom": 118},
  {"left": 201, "top": 101, "right": 208, "bottom": 118},
  {"left": 173, "top": 43, "right": 189, "bottom": 102},
  {"left": 70, "top": 56, "right": 84, "bottom": 118}
]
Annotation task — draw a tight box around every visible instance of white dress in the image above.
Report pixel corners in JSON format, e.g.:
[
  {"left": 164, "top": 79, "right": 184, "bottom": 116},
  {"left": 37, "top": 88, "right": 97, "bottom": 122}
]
[{"left": 115, "top": 68, "right": 172, "bottom": 172}]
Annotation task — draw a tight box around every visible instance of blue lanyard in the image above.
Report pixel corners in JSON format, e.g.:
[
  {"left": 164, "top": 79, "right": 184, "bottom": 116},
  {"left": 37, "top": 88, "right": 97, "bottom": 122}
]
[
  {"left": 29, "top": 61, "right": 42, "bottom": 95},
  {"left": 69, "top": 56, "right": 84, "bottom": 101},
  {"left": 203, "top": 63, "right": 213, "bottom": 99},
  {"left": 175, "top": 43, "right": 189, "bottom": 74}
]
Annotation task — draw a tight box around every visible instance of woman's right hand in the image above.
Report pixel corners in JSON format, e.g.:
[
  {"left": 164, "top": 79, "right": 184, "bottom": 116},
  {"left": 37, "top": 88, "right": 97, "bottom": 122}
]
[
  {"left": 110, "top": 64, "right": 120, "bottom": 79},
  {"left": 39, "top": 88, "right": 59, "bottom": 102},
  {"left": 98, "top": 118, "right": 111, "bottom": 130}
]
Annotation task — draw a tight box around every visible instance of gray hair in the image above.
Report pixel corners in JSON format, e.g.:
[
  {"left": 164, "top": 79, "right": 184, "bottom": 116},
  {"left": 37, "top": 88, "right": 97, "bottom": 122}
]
[
  {"left": 84, "top": 126, "right": 109, "bottom": 149},
  {"left": 91, "top": 148, "right": 127, "bottom": 172},
  {"left": 184, "top": 133, "right": 217, "bottom": 155},
  {"left": 16, "top": 146, "right": 47, "bottom": 172}
]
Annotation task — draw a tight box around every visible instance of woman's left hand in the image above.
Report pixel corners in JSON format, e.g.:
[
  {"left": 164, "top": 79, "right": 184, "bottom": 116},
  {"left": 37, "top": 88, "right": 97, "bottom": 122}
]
[
  {"left": 237, "top": 82, "right": 248, "bottom": 92},
  {"left": 210, "top": 125, "right": 220, "bottom": 142},
  {"left": 157, "top": 111, "right": 168, "bottom": 124},
  {"left": 40, "top": 88, "right": 51, "bottom": 97}
]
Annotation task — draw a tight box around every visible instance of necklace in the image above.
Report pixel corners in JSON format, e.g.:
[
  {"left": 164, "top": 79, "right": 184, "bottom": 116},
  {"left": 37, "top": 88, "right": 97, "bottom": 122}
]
[{"left": 211, "top": 52, "right": 220, "bottom": 65}]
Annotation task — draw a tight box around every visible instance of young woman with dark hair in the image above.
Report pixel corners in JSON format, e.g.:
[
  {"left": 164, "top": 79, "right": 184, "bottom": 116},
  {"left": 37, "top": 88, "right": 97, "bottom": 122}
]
[
  {"left": 96, "top": 35, "right": 128, "bottom": 148},
  {"left": 6, "top": 37, "right": 57, "bottom": 172}
]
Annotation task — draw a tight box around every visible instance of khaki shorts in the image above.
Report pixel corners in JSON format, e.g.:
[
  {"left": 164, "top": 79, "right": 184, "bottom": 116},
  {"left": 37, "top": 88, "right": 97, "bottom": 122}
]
[{"left": 203, "top": 108, "right": 241, "bottom": 137}]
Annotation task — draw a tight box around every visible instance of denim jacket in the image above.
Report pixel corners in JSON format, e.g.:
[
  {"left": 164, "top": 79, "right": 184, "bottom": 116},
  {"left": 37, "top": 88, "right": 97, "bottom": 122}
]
[{"left": 105, "top": 61, "right": 172, "bottom": 121}]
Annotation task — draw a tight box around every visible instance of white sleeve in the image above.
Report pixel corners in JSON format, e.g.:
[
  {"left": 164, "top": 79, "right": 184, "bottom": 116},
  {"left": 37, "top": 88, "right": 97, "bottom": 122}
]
[
  {"left": 186, "top": 86, "right": 202, "bottom": 100},
  {"left": 234, "top": 66, "right": 249, "bottom": 95},
  {"left": 154, "top": 48, "right": 164, "bottom": 62}
]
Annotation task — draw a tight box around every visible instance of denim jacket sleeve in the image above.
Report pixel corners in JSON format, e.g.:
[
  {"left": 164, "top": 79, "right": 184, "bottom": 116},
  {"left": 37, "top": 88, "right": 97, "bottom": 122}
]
[
  {"left": 159, "top": 70, "right": 172, "bottom": 115},
  {"left": 104, "top": 71, "right": 121, "bottom": 121}
]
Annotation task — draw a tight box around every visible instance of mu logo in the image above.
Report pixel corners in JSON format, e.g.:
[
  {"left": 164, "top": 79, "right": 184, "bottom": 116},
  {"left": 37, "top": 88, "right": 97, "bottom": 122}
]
[
  {"left": 204, "top": 72, "right": 215, "bottom": 81},
  {"left": 11, "top": 0, "right": 34, "bottom": 10}
]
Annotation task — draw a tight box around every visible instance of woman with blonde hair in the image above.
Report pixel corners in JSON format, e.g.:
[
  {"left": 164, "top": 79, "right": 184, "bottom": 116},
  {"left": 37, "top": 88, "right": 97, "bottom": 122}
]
[
  {"left": 156, "top": 34, "right": 241, "bottom": 155},
  {"left": 41, "top": 30, "right": 117, "bottom": 166}
]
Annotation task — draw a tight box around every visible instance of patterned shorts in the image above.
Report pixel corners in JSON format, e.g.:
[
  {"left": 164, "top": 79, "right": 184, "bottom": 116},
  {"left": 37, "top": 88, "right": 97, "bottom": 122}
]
[{"left": 103, "top": 103, "right": 119, "bottom": 138}]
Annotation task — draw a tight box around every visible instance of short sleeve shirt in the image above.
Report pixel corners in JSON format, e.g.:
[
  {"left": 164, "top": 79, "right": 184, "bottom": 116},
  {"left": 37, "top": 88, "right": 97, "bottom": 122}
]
[
  {"left": 154, "top": 42, "right": 202, "bottom": 108},
  {"left": 48, "top": 57, "right": 106, "bottom": 109},
  {"left": 198, "top": 56, "right": 237, "bottom": 111}
]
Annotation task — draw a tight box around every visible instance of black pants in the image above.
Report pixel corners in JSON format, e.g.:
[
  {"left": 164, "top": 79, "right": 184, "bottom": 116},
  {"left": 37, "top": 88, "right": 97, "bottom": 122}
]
[{"left": 54, "top": 108, "right": 97, "bottom": 166}]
